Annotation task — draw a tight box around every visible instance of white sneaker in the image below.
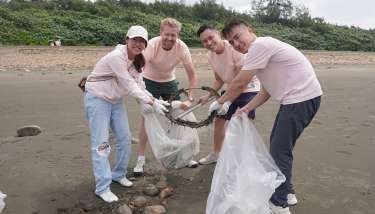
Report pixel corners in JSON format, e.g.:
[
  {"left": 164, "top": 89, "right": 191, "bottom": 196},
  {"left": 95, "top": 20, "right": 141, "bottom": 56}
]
[
  {"left": 97, "top": 190, "right": 118, "bottom": 203},
  {"left": 133, "top": 157, "right": 145, "bottom": 176},
  {"left": 269, "top": 202, "right": 291, "bottom": 214},
  {"left": 186, "top": 160, "right": 198, "bottom": 168},
  {"left": 198, "top": 153, "right": 218, "bottom": 165},
  {"left": 287, "top": 193, "right": 298, "bottom": 206},
  {"left": 115, "top": 177, "right": 133, "bottom": 187}
]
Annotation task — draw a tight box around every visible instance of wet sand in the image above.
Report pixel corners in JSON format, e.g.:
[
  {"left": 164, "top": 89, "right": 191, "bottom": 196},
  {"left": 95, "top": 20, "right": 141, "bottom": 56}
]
[{"left": 0, "top": 47, "right": 374, "bottom": 214}]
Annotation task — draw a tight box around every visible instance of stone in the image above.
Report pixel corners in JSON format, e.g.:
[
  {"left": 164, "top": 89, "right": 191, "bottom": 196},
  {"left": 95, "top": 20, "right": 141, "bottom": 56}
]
[
  {"left": 159, "top": 187, "right": 173, "bottom": 199},
  {"left": 17, "top": 125, "right": 42, "bottom": 137},
  {"left": 117, "top": 204, "right": 132, "bottom": 214},
  {"left": 155, "top": 180, "right": 167, "bottom": 190},
  {"left": 143, "top": 184, "right": 159, "bottom": 197},
  {"left": 144, "top": 205, "right": 166, "bottom": 214},
  {"left": 133, "top": 196, "right": 148, "bottom": 207}
]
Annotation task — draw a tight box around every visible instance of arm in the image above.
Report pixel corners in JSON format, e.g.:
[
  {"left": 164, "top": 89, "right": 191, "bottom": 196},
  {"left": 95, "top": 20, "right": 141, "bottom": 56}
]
[
  {"left": 109, "top": 56, "right": 152, "bottom": 105},
  {"left": 183, "top": 62, "right": 198, "bottom": 98},
  {"left": 199, "top": 71, "right": 224, "bottom": 104},
  {"left": 211, "top": 72, "right": 225, "bottom": 92},
  {"left": 243, "top": 86, "right": 270, "bottom": 112},
  {"left": 217, "top": 69, "right": 257, "bottom": 104}
]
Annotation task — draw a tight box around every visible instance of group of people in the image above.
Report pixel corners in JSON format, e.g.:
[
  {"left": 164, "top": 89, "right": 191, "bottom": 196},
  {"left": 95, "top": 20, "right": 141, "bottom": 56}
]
[{"left": 83, "top": 17, "right": 322, "bottom": 214}]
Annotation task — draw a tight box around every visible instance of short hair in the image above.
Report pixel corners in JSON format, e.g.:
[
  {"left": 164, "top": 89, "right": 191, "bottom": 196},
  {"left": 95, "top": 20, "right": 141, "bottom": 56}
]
[
  {"left": 196, "top": 25, "right": 215, "bottom": 37},
  {"left": 222, "top": 18, "right": 252, "bottom": 39},
  {"left": 160, "top": 18, "right": 182, "bottom": 32}
]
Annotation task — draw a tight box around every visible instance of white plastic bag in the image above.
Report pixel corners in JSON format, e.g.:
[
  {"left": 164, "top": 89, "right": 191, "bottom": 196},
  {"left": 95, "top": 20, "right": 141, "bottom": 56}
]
[
  {"left": 206, "top": 113, "right": 285, "bottom": 214},
  {"left": 144, "top": 101, "right": 199, "bottom": 169},
  {"left": 0, "top": 191, "right": 6, "bottom": 213}
]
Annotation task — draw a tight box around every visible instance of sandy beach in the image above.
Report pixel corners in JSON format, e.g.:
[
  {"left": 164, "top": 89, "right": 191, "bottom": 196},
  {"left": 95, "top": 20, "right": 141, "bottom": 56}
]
[{"left": 0, "top": 46, "right": 374, "bottom": 214}]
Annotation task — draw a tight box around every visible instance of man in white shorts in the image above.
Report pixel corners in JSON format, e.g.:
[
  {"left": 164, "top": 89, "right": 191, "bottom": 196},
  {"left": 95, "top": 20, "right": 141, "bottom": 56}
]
[
  {"left": 134, "top": 18, "right": 199, "bottom": 175},
  {"left": 209, "top": 18, "right": 323, "bottom": 214},
  {"left": 197, "top": 25, "right": 260, "bottom": 165}
]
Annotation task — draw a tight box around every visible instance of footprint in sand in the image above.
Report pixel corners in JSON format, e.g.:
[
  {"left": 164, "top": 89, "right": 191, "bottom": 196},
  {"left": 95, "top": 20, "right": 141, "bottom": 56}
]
[
  {"left": 336, "top": 150, "right": 353, "bottom": 155},
  {"left": 360, "top": 122, "right": 372, "bottom": 127}
]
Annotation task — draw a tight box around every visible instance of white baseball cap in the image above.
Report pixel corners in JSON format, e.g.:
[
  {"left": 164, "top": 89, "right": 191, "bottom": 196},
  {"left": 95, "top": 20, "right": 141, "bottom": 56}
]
[{"left": 126, "top": 25, "right": 148, "bottom": 44}]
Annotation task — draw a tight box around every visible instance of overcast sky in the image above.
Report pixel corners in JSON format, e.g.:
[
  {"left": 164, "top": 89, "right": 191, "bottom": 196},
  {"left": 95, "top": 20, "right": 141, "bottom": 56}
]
[{"left": 141, "top": 0, "right": 374, "bottom": 29}]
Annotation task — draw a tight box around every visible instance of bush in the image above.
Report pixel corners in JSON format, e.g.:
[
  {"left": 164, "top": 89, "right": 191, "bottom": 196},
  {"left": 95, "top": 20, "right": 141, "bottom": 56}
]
[{"left": 0, "top": 0, "right": 374, "bottom": 51}]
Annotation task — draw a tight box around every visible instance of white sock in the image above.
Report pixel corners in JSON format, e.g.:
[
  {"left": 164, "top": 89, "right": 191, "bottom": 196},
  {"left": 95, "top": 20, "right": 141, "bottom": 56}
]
[{"left": 138, "top": 156, "right": 145, "bottom": 162}]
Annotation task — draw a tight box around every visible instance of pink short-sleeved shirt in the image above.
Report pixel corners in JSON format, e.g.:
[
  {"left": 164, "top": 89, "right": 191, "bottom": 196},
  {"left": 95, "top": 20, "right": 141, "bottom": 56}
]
[
  {"left": 208, "top": 40, "right": 260, "bottom": 92},
  {"left": 242, "top": 37, "right": 323, "bottom": 105},
  {"left": 142, "top": 36, "right": 193, "bottom": 82}
]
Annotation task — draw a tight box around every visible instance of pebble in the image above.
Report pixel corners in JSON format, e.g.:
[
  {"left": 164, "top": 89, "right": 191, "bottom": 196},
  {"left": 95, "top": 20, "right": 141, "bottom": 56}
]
[
  {"left": 17, "top": 125, "right": 42, "bottom": 137},
  {"left": 159, "top": 187, "right": 173, "bottom": 199},
  {"left": 133, "top": 196, "right": 148, "bottom": 207},
  {"left": 144, "top": 205, "right": 166, "bottom": 214},
  {"left": 117, "top": 204, "right": 132, "bottom": 214},
  {"left": 143, "top": 184, "right": 159, "bottom": 197},
  {"left": 155, "top": 180, "right": 167, "bottom": 190}
]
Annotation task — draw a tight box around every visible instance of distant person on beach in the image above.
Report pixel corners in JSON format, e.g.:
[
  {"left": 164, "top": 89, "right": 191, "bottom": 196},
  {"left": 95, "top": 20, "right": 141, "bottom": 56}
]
[
  {"left": 208, "top": 18, "right": 323, "bottom": 214},
  {"left": 83, "top": 25, "right": 168, "bottom": 203},
  {"left": 133, "top": 18, "right": 199, "bottom": 176},
  {"left": 196, "top": 24, "right": 260, "bottom": 165}
]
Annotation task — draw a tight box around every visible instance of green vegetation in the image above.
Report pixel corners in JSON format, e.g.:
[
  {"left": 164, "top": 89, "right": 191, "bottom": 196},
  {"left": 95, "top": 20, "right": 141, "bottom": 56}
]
[{"left": 1, "top": 0, "right": 374, "bottom": 51}]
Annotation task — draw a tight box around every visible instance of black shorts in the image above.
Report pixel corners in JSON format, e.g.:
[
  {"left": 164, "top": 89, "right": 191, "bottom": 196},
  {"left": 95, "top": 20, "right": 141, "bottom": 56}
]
[{"left": 143, "top": 77, "right": 180, "bottom": 100}]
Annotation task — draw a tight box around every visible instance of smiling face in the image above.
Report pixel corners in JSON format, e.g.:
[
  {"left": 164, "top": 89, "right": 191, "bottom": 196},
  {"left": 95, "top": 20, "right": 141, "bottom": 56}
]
[
  {"left": 199, "top": 28, "right": 224, "bottom": 54},
  {"left": 126, "top": 37, "right": 147, "bottom": 59},
  {"left": 226, "top": 24, "right": 254, "bottom": 54},
  {"left": 160, "top": 25, "right": 179, "bottom": 51}
]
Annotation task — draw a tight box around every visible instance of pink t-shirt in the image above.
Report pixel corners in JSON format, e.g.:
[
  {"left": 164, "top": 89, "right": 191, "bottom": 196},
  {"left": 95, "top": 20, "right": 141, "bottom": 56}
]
[
  {"left": 242, "top": 37, "right": 323, "bottom": 105},
  {"left": 208, "top": 40, "right": 260, "bottom": 93},
  {"left": 143, "top": 36, "right": 193, "bottom": 82},
  {"left": 85, "top": 45, "right": 151, "bottom": 104}
]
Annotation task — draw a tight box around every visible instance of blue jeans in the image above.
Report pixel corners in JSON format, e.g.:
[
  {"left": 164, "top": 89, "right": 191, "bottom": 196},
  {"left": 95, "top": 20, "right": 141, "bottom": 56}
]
[{"left": 84, "top": 91, "right": 132, "bottom": 195}]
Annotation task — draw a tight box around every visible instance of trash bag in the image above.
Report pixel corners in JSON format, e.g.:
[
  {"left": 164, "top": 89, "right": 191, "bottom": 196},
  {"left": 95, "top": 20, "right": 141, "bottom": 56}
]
[
  {"left": 206, "top": 113, "right": 285, "bottom": 214},
  {"left": 144, "top": 101, "right": 199, "bottom": 169},
  {"left": 0, "top": 191, "right": 6, "bottom": 213}
]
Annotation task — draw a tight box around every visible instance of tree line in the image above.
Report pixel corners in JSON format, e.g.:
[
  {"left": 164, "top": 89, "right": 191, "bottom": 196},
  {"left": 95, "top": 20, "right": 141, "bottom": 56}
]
[{"left": 1, "top": 0, "right": 374, "bottom": 51}]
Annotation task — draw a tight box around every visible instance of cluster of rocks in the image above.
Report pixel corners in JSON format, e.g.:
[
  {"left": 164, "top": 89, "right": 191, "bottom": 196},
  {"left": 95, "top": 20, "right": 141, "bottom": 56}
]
[{"left": 57, "top": 174, "right": 174, "bottom": 214}]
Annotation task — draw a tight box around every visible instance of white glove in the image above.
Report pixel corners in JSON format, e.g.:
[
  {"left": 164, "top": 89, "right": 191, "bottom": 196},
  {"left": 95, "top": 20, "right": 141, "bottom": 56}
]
[
  {"left": 153, "top": 100, "right": 169, "bottom": 115},
  {"left": 218, "top": 101, "right": 232, "bottom": 115},
  {"left": 141, "top": 103, "right": 154, "bottom": 114},
  {"left": 208, "top": 100, "right": 232, "bottom": 116},
  {"left": 208, "top": 101, "right": 222, "bottom": 116},
  {"left": 155, "top": 99, "right": 170, "bottom": 107}
]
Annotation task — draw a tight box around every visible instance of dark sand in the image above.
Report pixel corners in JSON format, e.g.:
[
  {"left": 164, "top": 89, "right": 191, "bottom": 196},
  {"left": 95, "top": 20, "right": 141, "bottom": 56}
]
[{"left": 0, "top": 47, "right": 374, "bottom": 214}]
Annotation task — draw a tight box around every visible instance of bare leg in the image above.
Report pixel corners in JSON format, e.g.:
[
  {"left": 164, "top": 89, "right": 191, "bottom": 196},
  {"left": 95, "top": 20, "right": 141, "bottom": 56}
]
[
  {"left": 137, "top": 116, "right": 148, "bottom": 156},
  {"left": 199, "top": 117, "right": 227, "bottom": 165},
  {"left": 133, "top": 116, "right": 148, "bottom": 175},
  {"left": 213, "top": 117, "right": 226, "bottom": 154}
]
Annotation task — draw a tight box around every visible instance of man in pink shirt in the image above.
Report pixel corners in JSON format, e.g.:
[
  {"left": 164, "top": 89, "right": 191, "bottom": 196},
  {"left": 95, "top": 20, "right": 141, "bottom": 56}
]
[
  {"left": 208, "top": 18, "right": 322, "bottom": 214},
  {"left": 134, "top": 18, "right": 199, "bottom": 175},
  {"left": 197, "top": 25, "right": 260, "bottom": 165}
]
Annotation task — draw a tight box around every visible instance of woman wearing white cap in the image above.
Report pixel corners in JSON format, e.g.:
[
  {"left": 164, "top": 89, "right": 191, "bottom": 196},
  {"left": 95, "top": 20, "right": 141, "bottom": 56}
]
[{"left": 84, "top": 25, "right": 169, "bottom": 203}]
